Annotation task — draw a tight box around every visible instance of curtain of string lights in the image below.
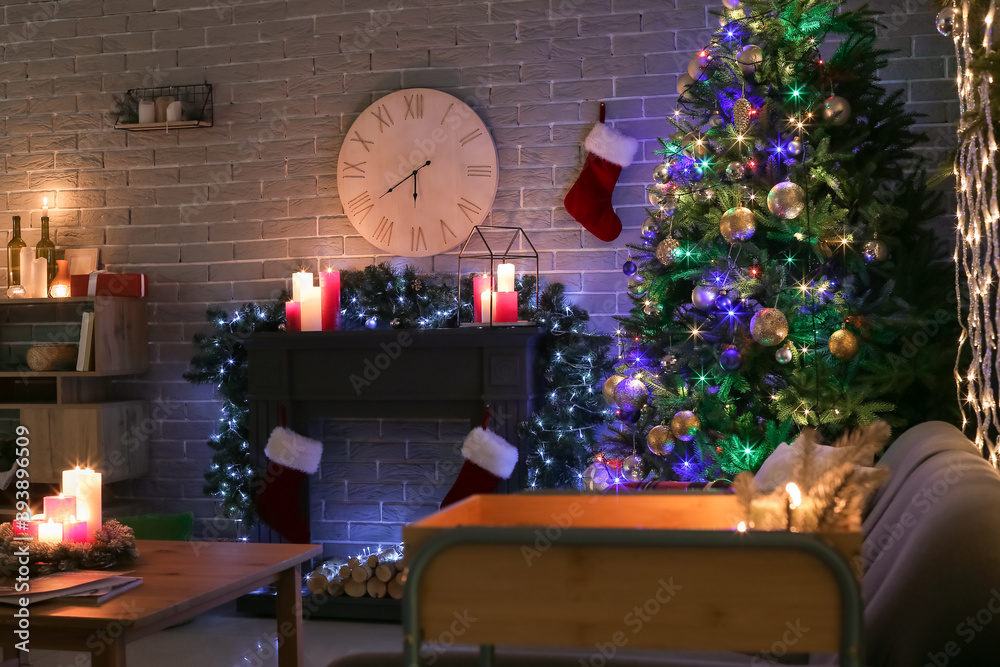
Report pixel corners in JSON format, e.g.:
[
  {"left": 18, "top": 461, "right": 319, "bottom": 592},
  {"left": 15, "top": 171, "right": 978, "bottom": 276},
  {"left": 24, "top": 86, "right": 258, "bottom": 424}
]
[{"left": 952, "top": 0, "right": 1000, "bottom": 465}]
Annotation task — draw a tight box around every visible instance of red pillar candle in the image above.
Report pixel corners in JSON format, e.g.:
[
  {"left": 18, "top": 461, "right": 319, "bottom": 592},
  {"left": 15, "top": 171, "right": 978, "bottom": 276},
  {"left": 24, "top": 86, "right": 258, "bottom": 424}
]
[
  {"left": 63, "top": 517, "right": 88, "bottom": 542},
  {"left": 43, "top": 493, "right": 76, "bottom": 523},
  {"left": 493, "top": 290, "right": 518, "bottom": 323},
  {"left": 472, "top": 274, "right": 491, "bottom": 323},
  {"left": 13, "top": 519, "right": 39, "bottom": 539},
  {"left": 320, "top": 270, "right": 341, "bottom": 331},
  {"left": 285, "top": 301, "right": 301, "bottom": 332}
]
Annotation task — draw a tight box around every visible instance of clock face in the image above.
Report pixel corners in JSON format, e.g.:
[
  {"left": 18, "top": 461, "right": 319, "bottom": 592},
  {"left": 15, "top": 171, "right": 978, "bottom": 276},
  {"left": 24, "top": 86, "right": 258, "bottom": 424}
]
[{"left": 337, "top": 88, "right": 499, "bottom": 257}]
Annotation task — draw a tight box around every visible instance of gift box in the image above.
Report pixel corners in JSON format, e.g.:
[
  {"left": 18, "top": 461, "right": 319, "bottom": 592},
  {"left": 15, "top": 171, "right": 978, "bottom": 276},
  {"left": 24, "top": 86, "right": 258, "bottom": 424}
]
[{"left": 70, "top": 272, "right": 148, "bottom": 298}]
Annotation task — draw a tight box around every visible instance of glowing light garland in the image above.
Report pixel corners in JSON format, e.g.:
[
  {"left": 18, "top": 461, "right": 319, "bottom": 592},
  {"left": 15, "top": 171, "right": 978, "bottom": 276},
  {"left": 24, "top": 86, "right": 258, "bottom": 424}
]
[{"left": 951, "top": 0, "right": 1000, "bottom": 465}]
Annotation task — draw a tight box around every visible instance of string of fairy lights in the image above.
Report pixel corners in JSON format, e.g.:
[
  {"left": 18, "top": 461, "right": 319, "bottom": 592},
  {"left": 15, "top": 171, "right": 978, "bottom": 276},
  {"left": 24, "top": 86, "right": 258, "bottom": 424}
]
[{"left": 946, "top": 0, "right": 1000, "bottom": 464}]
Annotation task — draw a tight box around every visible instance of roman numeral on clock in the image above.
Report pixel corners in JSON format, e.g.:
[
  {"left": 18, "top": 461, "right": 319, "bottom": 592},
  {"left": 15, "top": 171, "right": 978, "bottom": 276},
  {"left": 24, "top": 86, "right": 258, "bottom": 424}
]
[
  {"left": 410, "top": 226, "right": 427, "bottom": 253},
  {"left": 346, "top": 191, "right": 374, "bottom": 222},
  {"left": 351, "top": 131, "right": 374, "bottom": 152},
  {"left": 457, "top": 197, "right": 482, "bottom": 223},
  {"left": 374, "top": 216, "right": 394, "bottom": 245},
  {"left": 342, "top": 160, "right": 366, "bottom": 178},
  {"left": 371, "top": 104, "right": 394, "bottom": 132},
  {"left": 467, "top": 165, "right": 492, "bottom": 177},
  {"left": 404, "top": 94, "right": 424, "bottom": 120},
  {"left": 440, "top": 219, "right": 456, "bottom": 243},
  {"left": 459, "top": 129, "right": 483, "bottom": 146}
]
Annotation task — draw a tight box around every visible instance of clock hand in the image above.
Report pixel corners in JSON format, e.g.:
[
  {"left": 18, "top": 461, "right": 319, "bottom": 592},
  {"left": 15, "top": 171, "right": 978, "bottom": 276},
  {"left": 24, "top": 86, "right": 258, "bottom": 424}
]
[
  {"left": 413, "top": 172, "right": 418, "bottom": 208},
  {"left": 380, "top": 161, "right": 432, "bottom": 200}
]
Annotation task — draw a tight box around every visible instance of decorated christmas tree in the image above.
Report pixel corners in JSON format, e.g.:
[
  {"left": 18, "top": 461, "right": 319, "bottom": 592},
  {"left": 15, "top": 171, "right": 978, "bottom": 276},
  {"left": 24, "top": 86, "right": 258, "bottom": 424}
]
[{"left": 600, "top": 0, "right": 958, "bottom": 484}]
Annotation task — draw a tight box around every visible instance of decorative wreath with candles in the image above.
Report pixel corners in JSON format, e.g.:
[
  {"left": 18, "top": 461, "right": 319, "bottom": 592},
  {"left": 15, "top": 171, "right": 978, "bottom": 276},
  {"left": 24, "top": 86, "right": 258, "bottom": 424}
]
[{"left": 0, "top": 520, "right": 138, "bottom": 576}]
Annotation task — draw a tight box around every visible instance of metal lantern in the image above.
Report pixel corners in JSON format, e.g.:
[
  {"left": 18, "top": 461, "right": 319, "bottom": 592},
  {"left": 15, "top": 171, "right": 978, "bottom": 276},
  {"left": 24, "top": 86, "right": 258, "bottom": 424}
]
[{"left": 458, "top": 226, "right": 539, "bottom": 327}]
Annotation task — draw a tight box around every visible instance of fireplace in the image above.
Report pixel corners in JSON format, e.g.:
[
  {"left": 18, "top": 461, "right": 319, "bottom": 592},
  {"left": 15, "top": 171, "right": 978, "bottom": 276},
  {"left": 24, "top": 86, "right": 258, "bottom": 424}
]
[{"left": 245, "top": 328, "right": 540, "bottom": 559}]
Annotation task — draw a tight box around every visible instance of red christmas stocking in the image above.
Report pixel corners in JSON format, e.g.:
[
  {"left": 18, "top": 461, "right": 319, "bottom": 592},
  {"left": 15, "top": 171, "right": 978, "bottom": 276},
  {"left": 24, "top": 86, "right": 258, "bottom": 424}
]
[
  {"left": 563, "top": 122, "right": 639, "bottom": 243},
  {"left": 255, "top": 426, "right": 323, "bottom": 543},
  {"left": 440, "top": 427, "right": 519, "bottom": 509}
]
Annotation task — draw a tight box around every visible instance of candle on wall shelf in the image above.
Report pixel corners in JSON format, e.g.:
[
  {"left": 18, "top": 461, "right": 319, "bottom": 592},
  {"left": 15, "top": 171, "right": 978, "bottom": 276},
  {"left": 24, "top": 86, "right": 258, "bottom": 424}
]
[
  {"left": 479, "top": 291, "right": 494, "bottom": 324},
  {"left": 496, "top": 263, "right": 516, "bottom": 293},
  {"left": 63, "top": 517, "right": 88, "bottom": 542},
  {"left": 62, "top": 467, "right": 102, "bottom": 540},
  {"left": 29, "top": 256, "right": 47, "bottom": 299},
  {"left": 292, "top": 271, "right": 313, "bottom": 303},
  {"left": 38, "top": 519, "right": 63, "bottom": 544},
  {"left": 301, "top": 284, "right": 322, "bottom": 332},
  {"left": 138, "top": 100, "right": 155, "bottom": 124},
  {"left": 49, "top": 259, "right": 71, "bottom": 298},
  {"left": 320, "top": 269, "right": 341, "bottom": 331},
  {"left": 18, "top": 247, "right": 35, "bottom": 297},
  {"left": 43, "top": 493, "right": 76, "bottom": 523},
  {"left": 492, "top": 290, "right": 518, "bottom": 323},
  {"left": 285, "top": 301, "right": 301, "bottom": 332},
  {"left": 472, "top": 274, "right": 490, "bottom": 323}
]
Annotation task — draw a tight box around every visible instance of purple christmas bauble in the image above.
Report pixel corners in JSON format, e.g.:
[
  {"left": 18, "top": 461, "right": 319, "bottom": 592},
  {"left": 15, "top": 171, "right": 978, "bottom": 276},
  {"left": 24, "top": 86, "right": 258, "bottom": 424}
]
[
  {"left": 715, "top": 294, "right": 733, "bottom": 312},
  {"left": 622, "top": 260, "right": 638, "bottom": 276},
  {"left": 720, "top": 347, "right": 743, "bottom": 371}
]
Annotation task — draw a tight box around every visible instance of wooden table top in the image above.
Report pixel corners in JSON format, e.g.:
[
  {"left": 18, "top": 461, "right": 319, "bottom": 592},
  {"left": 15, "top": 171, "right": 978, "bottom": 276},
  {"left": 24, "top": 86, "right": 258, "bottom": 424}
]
[{"left": 1, "top": 540, "right": 321, "bottom": 630}]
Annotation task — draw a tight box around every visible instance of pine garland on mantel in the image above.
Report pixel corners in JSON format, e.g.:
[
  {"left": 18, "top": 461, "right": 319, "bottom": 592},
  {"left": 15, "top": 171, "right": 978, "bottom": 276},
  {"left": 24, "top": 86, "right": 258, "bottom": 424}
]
[{"left": 185, "top": 263, "right": 612, "bottom": 524}]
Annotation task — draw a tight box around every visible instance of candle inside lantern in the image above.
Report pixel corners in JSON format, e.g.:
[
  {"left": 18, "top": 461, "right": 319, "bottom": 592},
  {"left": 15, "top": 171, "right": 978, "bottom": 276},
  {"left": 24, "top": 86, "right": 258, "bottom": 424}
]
[
  {"left": 301, "top": 283, "right": 322, "bottom": 332},
  {"left": 292, "top": 271, "right": 313, "bottom": 303},
  {"left": 63, "top": 516, "right": 88, "bottom": 542},
  {"left": 472, "top": 274, "right": 491, "bottom": 323},
  {"left": 479, "top": 291, "right": 493, "bottom": 324},
  {"left": 63, "top": 467, "right": 102, "bottom": 540},
  {"left": 43, "top": 493, "right": 76, "bottom": 523},
  {"left": 285, "top": 301, "right": 301, "bottom": 332},
  {"left": 496, "top": 263, "right": 516, "bottom": 293},
  {"left": 492, "top": 290, "right": 518, "bottom": 323},
  {"left": 320, "top": 269, "right": 341, "bottom": 331},
  {"left": 38, "top": 519, "right": 63, "bottom": 544}
]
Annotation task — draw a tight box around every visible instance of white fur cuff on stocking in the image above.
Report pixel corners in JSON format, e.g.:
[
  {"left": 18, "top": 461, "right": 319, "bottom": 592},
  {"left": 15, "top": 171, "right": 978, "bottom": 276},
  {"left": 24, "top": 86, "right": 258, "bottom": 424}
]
[{"left": 265, "top": 426, "right": 323, "bottom": 474}]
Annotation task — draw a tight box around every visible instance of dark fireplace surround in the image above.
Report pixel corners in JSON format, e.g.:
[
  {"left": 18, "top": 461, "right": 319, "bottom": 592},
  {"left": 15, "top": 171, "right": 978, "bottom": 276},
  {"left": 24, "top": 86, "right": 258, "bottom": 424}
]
[{"left": 246, "top": 328, "right": 540, "bottom": 560}]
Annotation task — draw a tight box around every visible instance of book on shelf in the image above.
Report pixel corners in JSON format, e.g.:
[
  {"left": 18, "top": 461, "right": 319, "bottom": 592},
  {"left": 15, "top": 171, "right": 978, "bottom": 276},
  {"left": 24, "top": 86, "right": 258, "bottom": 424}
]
[
  {"left": 0, "top": 570, "right": 140, "bottom": 605},
  {"left": 76, "top": 311, "right": 94, "bottom": 371}
]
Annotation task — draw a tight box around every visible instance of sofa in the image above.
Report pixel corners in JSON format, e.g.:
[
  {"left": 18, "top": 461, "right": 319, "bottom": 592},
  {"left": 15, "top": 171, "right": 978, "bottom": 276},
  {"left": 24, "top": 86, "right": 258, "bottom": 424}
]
[{"left": 328, "top": 421, "right": 1000, "bottom": 666}]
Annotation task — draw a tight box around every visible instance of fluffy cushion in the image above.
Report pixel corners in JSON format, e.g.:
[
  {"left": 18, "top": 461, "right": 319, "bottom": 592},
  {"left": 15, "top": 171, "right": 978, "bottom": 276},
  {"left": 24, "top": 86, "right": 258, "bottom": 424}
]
[{"left": 754, "top": 441, "right": 875, "bottom": 492}]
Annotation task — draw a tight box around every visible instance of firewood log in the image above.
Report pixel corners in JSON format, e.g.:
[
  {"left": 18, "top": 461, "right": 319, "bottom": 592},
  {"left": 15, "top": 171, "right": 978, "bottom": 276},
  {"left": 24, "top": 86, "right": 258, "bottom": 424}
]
[
  {"left": 367, "top": 554, "right": 379, "bottom": 569},
  {"left": 326, "top": 576, "right": 346, "bottom": 597},
  {"left": 339, "top": 564, "right": 352, "bottom": 579},
  {"left": 366, "top": 577, "right": 388, "bottom": 598},
  {"left": 387, "top": 578, "right": 404, "bottom": 600},
  {"left": 344, "top": 579, "right": 367, "bottom": 598},
  {"left": 375, "top": 561, "right": 397, "bottom": 583},
  {"left": 351, "top": 563, "right": 373, "bottom": 582},
  {"left": 305, "top": 571, "right": 328, "bottom": 595},
  {"left": 348, "top": 557, "right": 361, "bottom": 568}
]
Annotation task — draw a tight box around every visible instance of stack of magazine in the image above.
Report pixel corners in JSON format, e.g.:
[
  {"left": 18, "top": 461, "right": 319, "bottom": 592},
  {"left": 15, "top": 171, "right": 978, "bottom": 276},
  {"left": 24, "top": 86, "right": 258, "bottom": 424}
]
[{"left": 0, "top": 571, "right": 142, "bottom": 606}]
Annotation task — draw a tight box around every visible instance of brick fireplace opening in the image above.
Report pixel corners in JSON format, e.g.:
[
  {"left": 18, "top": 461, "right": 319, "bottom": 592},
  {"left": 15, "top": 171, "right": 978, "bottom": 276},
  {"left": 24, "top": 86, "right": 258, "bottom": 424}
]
[{"left": 246, "top": 328, "right": 540, "bottom": 559}]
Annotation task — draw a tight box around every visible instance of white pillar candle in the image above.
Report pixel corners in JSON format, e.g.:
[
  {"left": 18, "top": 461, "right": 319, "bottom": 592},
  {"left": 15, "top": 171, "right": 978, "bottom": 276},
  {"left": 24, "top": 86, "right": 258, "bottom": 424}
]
[
  {"left": 496, "top": 263, "right": 516, "bottom": 292},
  {"left": 29, "top": 256, "right": 47, "bottom": 299},
  {"left": 19, "top": 248, "right": 35, "bottom": 295},
  {"left": 479, "top": 291, "right": 493, "bottom": 324},
  {"left": 165, "top": 100, "right": 183, "bottom": 122},
  {"left": 292, "top": 271, "right": 313, "bottom": 303},
  {"left": 39, "top": 519, "right": 63, "bottom": 544},
  {"left": 301, "top": 284, "right": 322, "bottom": 332},
  {"left": 138, "top": 100, "right": 155, "bottom": 123},
  {"left": 63, "top": 467, "right": 102, "bottom": 540}
]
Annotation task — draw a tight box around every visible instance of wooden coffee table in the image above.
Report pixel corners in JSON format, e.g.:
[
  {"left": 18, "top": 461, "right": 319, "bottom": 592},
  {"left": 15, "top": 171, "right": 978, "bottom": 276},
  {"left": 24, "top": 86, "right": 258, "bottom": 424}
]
[{"left": 0, "top": 540, "right": 321, "bottom": 667}]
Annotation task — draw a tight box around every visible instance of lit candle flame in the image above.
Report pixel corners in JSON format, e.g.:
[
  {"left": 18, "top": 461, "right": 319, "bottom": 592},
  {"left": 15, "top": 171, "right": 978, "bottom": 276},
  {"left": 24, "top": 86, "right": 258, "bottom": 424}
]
[
  {"left": 786, "top": 482, "right": 802, "bottom": 509},
  {"left": 737, "top": 521, "right": 747, "bottom": 533}
]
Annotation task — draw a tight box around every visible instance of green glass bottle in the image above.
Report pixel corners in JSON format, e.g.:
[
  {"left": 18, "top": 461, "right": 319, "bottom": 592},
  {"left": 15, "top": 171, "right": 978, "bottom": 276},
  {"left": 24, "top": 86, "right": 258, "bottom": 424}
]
[
  {"left": 6, "top": 215, "right": 25, "bottom": 289},
  {"left": 36, "top": 214, "right": 56, "bottom": 285}
]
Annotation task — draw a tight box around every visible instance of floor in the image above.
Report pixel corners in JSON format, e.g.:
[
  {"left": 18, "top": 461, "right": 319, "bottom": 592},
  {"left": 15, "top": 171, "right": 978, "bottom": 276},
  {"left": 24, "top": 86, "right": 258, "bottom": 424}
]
[{"left": 22, "top": 601, "right": 403, "bottom": 667}]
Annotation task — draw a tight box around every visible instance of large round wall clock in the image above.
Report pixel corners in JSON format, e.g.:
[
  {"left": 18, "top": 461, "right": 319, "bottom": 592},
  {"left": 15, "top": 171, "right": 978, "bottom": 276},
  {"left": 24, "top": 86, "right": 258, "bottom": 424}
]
[{"left": 337, "top": 88, "right": 499, "bottom": 257}]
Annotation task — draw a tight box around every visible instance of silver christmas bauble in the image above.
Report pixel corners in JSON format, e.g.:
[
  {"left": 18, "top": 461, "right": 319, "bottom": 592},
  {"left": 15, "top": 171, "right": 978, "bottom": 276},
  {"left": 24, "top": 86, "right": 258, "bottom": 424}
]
[
  {"left": 582, "top": 463, "right": 612, "bottom": 491},
  {"left": 647, "top": 182, "right": 676, "bottom": 208},
  {"left": 692, "top": 284, "right": 719, "bottom": 311},
  {"left": 677, "top": 72, "right": 695, "bottom": 96},
  {"left": 788, "top": 136, "right": 803, "bottom": 157},
  {"left": 683, "top": 132, "right": 711, "bottom": 157},
  {"left": 709, "top": 110, "right": 724, "bottom": 128},
  {"left": 614, "top": 376, "right": 649, "bottom": 413},
  {"left": 688, "top": 51, "right": 711, "bottom": 80},
  {"left": 737, "top": 44, "right": 763, "bottom": 74},
  {"left": 720, "top": 206, "right": 756, "bottom": 243},
  {"left": 621, "top": 455, "right": 644, "bottom": 482},
  {"left": 862, "top": 239, "right": 889, "bottom": 263},
  {"left": 823, "top": 95, "right": 851, "bottom": 126},
  {"left": 628, "top": 274, "right": 647, "bottom": 295},
  {"left": 726, "top": 160, "right": 746, "bottom": 180},
  {"left": 656, "top": 238, "right": 680, "bottom": 265},
  {"left": 775, "top": 346, "right": 793, "bottom": 364},
  {"left": 767, "top": 182, "right": 806, "bottom": 219},
  {"left": 640, "top": 216, "right": 659, "bottom": 240},
  {"left": 750, "top": 308, "right": 789, "bottom": 346},
  {"left": 936, "top": 6, "right": 956, "bottom": 37},
  {"left": 652, "top": 162, "right": 672, "bottom": 183},
  {"left": 643, "top": 301, "right": 661, "bottom": 316},
  {"left": 694, "top": 187, "right": 715, "bottom": 202}
]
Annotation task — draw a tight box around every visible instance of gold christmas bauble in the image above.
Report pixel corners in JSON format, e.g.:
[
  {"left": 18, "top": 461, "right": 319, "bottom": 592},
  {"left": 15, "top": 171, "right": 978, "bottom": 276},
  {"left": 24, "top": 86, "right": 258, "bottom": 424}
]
[
  {"left": 603, "top": 374, "right": 625, "bottom": 406},
  {"left": 647, "top": 425, "right": 675, "bottom": 456},
  {"left": 766, "top": 182, "right": 805, "bottom": 219},
  {"left": 828, "top": 328, "right": 859, "bottom": 361},
  {"left": 750, "top": 308, "right": 789, "bottom": 346},
  {"left": 720, "top": 206, "right": 756, "bottom": 243},
  {"left": 656, "top": 238, "right": 680, "bottom": 265},
  {"left": 670, "top": 410, "right": 701, "bottom": 442}
]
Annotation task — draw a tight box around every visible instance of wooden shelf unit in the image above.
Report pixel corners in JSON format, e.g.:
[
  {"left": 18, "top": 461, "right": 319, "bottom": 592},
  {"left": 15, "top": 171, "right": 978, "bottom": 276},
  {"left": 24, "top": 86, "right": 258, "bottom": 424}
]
[{"left": 0, "top": 296, "right": 150, "bottom": 483}]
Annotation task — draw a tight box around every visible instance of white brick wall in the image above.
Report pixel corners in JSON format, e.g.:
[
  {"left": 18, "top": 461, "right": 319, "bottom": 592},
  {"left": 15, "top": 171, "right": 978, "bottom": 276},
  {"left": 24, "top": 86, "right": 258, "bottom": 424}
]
[{"left": 0, "top": 0, "right": 957, "bottom": 528}]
